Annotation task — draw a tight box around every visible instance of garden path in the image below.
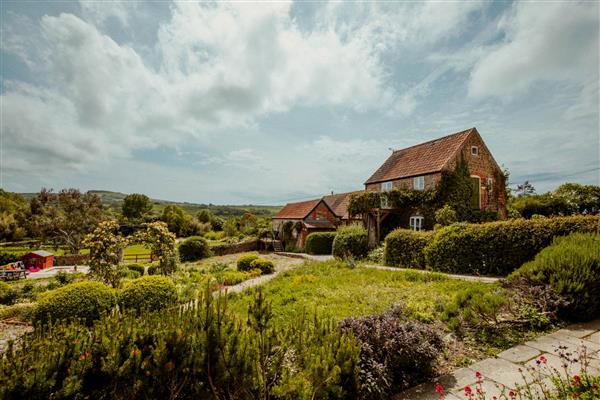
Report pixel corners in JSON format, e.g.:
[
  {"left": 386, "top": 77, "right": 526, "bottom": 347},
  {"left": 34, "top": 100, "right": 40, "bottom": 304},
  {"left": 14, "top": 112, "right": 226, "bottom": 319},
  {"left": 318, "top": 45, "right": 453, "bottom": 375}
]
[{"left": 395, "top": 319, "right": 600, "bottom": 400}]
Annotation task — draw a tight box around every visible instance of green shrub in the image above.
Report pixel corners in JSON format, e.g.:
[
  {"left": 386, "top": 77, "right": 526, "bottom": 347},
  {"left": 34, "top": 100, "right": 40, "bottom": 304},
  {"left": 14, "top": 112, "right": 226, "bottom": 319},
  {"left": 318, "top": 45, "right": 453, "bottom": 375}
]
[
  {"left": 332, "top": 225, "right": 368, "bottom": 259},
  {"left": 340, "top": 306, "right": 443, "bottom": 396},
  {"left": 509, "top": 233, "right": 600, "bottom": 321},
  {"left": 119, "top": 275, "right": 178, "bottom": 312},
  {"left": 34, "top": 281, "right": 116, "bottom": 325},
  {"left": 435, "top": 204, "right": 457, "bottom": 226},
  {"left": 125, "top": 263, "right": 145, "bottom": 275},
  {"left": 0, "top": 303, "right": 35, "bottom": 321},
  {"left": 147, "top": 265, "right": 158, "bottom": 275},
  {"left": 384, "top": 229, "right": 433, "bottom": 269},
  {"left": 0, "top": 282, "right": 17, "bottom": 305},
  {"left": 178, "top": 236, "right": 211, "bottom": 262},
  {"left": 250, "top": 258, "right": 275, "bottom": 275},
  {"left": 366, "top": 246, "right": 384, "bottom": 264},
  {"left": 305, "top": 232, "right": 336, "bottom": 255},
  {"left": 424, "top": 215, "right": 599, "bottom": 276},
  {"left": 237, "top": 252, "right": 260, "bottom": 271},
  {"left": 0, "top": 291, "right": 360, "bottom": 400},
  {"left": 121, "top": 269, "right": 141, "bottom": 279},
  {"left": 441, "top": 287, "right": 507, "bottom": 331}
]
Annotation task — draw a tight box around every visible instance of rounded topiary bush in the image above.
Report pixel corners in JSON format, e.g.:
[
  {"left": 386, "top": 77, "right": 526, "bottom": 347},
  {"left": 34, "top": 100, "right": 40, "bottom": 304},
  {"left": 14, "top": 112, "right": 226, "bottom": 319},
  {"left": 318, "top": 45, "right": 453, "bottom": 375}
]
[
  {"left": 119, "top": 275, "right": 178, "bottom": 312},
  {"left": 126, "top": 263, "right": 145, "bottom": 275},
  {"left": 178, "top": 236, "right": 211, "bottom": 262},
  {"left": 237, "top": 252, "right": 260, "bottom": 271},
  {"left": 509, "top": 232, "right": 600, "bottom": 321},
  {"left": 250, "top": 258, "right": 275, "bottom": 275},
  {"left": 34, "top": 281, "right": 116, "bottom": 325},
  {"left": 332, "top": 225, "right": 368, "bottom": 259},
  {"left": 147, "top": 265, "right": 158, "bottom": 275},
  {"left": 305, "top": 232, "right": 336, "bottom": 255}
]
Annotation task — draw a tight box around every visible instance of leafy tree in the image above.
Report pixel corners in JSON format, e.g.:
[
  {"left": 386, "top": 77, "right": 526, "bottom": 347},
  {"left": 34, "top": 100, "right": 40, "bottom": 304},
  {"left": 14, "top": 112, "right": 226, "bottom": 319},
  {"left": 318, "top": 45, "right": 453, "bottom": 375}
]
[
  {"left": 83, "top": 220, "right": 127, "bottom": 288},
  {"left": 196, "top": 209, "right": 213, "bottom": 224},
  {"left": 29, "top": 188, "right": 104, "bottom": 254},
  {"left": 121, "top": 193, "right": 153, "bottom": 221},
  {"left": 554, "top": 183, "right": 600, "bottom": 213},
  {"left": 516, "top": 180, "right": 536, "bottom": 197},
  {"left": 239, "top": 212, "right": 258, "bottom": 234},
  {"left": 0, "top": 189, "right": 28, "bottom": 241}
]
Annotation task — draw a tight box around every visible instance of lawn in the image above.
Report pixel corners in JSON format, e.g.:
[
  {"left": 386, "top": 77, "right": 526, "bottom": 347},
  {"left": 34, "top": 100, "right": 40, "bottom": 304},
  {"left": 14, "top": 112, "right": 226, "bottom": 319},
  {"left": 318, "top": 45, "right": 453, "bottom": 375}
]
[{"left": 226, "top": 260, "right": 494, "bottom": 327}]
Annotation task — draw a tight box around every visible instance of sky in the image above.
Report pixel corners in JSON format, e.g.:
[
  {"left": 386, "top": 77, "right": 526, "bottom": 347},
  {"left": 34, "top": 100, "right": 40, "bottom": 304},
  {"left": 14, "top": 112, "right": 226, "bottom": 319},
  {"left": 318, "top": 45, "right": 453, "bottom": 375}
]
[{"left": 1, "top": 1, "right": 598, "bottom": 205}]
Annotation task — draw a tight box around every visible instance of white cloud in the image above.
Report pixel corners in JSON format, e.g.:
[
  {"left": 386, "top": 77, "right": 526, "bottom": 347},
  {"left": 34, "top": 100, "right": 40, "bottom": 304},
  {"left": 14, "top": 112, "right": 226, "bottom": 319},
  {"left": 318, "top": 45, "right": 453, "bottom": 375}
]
[{"left": 469, "top": 2, "right": 599, "bottom": 99}]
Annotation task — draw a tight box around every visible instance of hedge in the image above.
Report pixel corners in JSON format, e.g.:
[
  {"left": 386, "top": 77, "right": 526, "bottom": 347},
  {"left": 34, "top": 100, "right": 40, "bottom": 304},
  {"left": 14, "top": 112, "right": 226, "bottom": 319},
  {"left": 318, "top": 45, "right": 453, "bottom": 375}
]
[
  {"left": 119, "top": 275, "right": 178, "bottom": 312},
  {"left": 332, "top": 225, "right": 369, "bottom": 260},
  {"left": 305, "top": 232, "right": 336, "bottom": 255},
  {"left": 509, "top": 232, "right": 600, "bottom": 321},
  {"left": 34, "top": 281, "right": 116, "bottom": 325},
  {"left": 384, "top": 229, "right": 434, "bottom": 268},
  {"left": 424, "top": 215, "right": 599, "bottom": 276}
]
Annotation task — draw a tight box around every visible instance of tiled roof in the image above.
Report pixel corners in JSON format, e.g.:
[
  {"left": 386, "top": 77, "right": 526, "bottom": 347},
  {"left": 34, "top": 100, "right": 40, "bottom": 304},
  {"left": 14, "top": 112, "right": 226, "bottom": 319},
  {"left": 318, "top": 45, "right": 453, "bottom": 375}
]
[
  {"left": 364, "top": 128, "right": 475, "bottom": 185},
  {"left": 323, "top": 191, "right": 363, "bottom": 219},
  {"left": 273, "top": 199, "right": 322, "bottom": 219}
]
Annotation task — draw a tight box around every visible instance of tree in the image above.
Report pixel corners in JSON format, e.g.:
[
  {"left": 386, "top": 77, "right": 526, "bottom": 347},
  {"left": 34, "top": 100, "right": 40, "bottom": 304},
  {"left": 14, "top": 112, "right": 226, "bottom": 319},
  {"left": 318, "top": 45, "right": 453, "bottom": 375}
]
[
  {"left": 516, "top": 181, "right": 536, "bottom": 197},
  {"left": 121, "top": 193, "right": 153, "bottom": 221},
  {"left": 83, "top": 220, "right": 127, "bottom": 288},
  {"left": 554, "top": 183, "right": 600, "bottom": 214},
  {"left": 196, "top": 209, "right": 213, "bottom": 224},
  {"left": 239, "top": 212, "right": 258, "bottom": 235},
  {"left": 29, "top": 188, "right": 104, "bottom": 254},
  {"left": 0, "top": 189, "right": 28, "bottom": 241}
]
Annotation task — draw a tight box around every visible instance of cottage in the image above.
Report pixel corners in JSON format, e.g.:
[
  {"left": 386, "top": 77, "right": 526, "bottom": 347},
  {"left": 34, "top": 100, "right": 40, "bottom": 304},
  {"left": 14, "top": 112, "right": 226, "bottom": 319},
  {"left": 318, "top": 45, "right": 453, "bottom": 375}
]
[
  {"left": 363, "top": 127, "right": 507, "bottom": 240},
  {"left": 23, "top": 250, "right": 54, "bottom": 269},
  {"left": 272, "top": 191, "right": 362, "bottom": 248}
]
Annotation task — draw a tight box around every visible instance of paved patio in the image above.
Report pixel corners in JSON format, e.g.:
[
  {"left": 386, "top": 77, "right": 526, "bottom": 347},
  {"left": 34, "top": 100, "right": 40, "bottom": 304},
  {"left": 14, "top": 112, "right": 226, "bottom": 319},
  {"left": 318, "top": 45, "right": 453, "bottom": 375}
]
[{"left": 395, "top": 319, "right": 600, "bottom": 400}]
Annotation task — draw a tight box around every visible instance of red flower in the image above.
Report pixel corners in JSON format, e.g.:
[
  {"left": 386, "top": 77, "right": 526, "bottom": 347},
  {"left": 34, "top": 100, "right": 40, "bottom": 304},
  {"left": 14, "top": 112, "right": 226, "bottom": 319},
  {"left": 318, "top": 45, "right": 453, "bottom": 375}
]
[
  {"left": 539, "top": 355, "right": 547, "bottom": 364},
  {"left": 166, "top": 361, "right": 174, "bottom": 370},
  {"left": 464, "top": 386, "right": 472, "bottom": 394},
  {"left": 509, "top": 390, "right": 516, "bottom": 398},
  {"left": 573, "top": 374, "right": 581, "bottom": 383},
  {"left": 435, "top": 384, "right": 445, "bottom": 394},
  {"left": 475, "top": 371, "right": 482, "bottom": 378},
  {"left": 80, "top": 351, "right": 89, "bottom": 361}
]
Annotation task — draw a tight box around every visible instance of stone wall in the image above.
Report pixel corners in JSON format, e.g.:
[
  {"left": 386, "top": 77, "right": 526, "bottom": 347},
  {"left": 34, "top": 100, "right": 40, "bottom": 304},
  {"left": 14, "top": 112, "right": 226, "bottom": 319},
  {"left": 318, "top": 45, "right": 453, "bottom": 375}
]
[{"left": 210, "top": 239, "right": 259, "bottom": 256}]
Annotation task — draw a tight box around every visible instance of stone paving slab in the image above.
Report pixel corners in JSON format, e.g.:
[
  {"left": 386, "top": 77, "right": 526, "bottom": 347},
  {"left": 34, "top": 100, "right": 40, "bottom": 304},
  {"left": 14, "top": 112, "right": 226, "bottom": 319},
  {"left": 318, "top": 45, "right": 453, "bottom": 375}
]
[
  {"left": 497, "top": 344, "right": 541, "bottom": 363},
  {"left": 468, "top": 357, "right": 533, "bottom": 388},
  {"left": 396, "top": 319, "right": 600, "bottom": 399}
]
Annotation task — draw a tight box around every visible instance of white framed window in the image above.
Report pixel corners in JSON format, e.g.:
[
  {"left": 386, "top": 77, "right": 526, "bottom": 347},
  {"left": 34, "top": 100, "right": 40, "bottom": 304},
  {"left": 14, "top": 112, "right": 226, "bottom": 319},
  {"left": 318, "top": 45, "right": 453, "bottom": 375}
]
[
  {"left": 380, "top": 181, "right": 393, "bottom": 208},
  {"left": 413, "top": 176, "right": 425, "bottom": 191},
  {"left": 409, "top": 216, "right": 424, "bottom": 231},
  {"left": 471, "top": 146, "right": 479, "bottom": 156}
]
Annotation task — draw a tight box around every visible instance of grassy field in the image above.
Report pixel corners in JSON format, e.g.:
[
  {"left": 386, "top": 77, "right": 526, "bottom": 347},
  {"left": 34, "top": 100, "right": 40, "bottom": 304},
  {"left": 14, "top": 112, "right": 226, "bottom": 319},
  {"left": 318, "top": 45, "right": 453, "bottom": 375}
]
[{"left": 226, "top": 260, "right": 494, "bottom": 327}]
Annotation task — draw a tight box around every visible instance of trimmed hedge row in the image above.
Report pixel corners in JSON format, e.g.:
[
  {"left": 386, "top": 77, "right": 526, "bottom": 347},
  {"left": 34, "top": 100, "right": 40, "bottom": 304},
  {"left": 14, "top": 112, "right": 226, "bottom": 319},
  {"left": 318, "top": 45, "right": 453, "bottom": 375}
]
[
  {"left": 120, "top": 275, "right": 178, "bottom": 312},
  {"left": 510, "top": 232, "right": 600, "bottom": 321},
  {"left": 305, "top": 232, "right": 336, "bottom": 255},
  {"left": 383, "top": 229, "right": 433, "bottom": 269},
  {"left": 384, "top": 215, "right": 599, "bottom": 276}
]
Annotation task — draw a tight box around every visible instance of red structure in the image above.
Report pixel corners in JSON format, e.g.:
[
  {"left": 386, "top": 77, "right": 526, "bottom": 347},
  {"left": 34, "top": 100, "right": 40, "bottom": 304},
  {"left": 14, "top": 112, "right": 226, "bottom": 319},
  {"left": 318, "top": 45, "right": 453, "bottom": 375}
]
[{"left": 23, "top": 250, "right": 54, "bottom": 269}]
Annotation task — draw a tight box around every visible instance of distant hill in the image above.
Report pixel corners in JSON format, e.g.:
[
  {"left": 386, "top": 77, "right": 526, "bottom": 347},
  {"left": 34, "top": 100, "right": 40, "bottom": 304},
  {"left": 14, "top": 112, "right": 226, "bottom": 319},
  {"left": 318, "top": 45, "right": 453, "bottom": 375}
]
[{"left": 20, "top": 190, "right": 281, "bottom": 218}]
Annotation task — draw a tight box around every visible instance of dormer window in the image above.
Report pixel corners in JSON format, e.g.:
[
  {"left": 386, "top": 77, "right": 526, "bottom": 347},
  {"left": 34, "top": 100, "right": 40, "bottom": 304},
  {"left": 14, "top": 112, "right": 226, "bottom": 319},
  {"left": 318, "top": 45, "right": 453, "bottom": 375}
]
[
  {"left": 471, "top": 146, "right": 479, "bottom": 156},
  {"left": 413, "top": 176, "right": 425, "bottom": 191}
]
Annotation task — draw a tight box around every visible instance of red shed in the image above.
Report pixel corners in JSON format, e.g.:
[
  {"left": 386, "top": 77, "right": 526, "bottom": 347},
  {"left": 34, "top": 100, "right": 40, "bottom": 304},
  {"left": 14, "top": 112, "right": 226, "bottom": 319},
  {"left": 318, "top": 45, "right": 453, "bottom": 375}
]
[{"left": 23, "top": 250, "right": 54, "bottom": 269}]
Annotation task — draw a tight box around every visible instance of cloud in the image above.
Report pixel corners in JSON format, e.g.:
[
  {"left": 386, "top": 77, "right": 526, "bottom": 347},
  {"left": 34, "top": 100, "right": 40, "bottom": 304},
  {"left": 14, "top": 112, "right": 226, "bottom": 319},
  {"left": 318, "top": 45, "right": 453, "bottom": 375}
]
[{"left": 468, "top": 2, "right": 599, "bottom": 100}]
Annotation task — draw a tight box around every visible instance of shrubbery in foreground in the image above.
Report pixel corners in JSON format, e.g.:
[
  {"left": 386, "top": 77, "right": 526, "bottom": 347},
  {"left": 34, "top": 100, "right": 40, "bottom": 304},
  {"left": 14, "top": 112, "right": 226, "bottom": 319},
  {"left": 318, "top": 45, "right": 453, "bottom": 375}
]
[
  {"left": 119, "top": 275, "right": 178, "bottom": 312},
  {"left": 509, "top": 232, "right": 600, "bottom": 321},
  {"left": 33, "top": 281, "right": 116, "bottom": 325},
  {"left": 1, "top": 290, "right": 360, "bottom": 400}
]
